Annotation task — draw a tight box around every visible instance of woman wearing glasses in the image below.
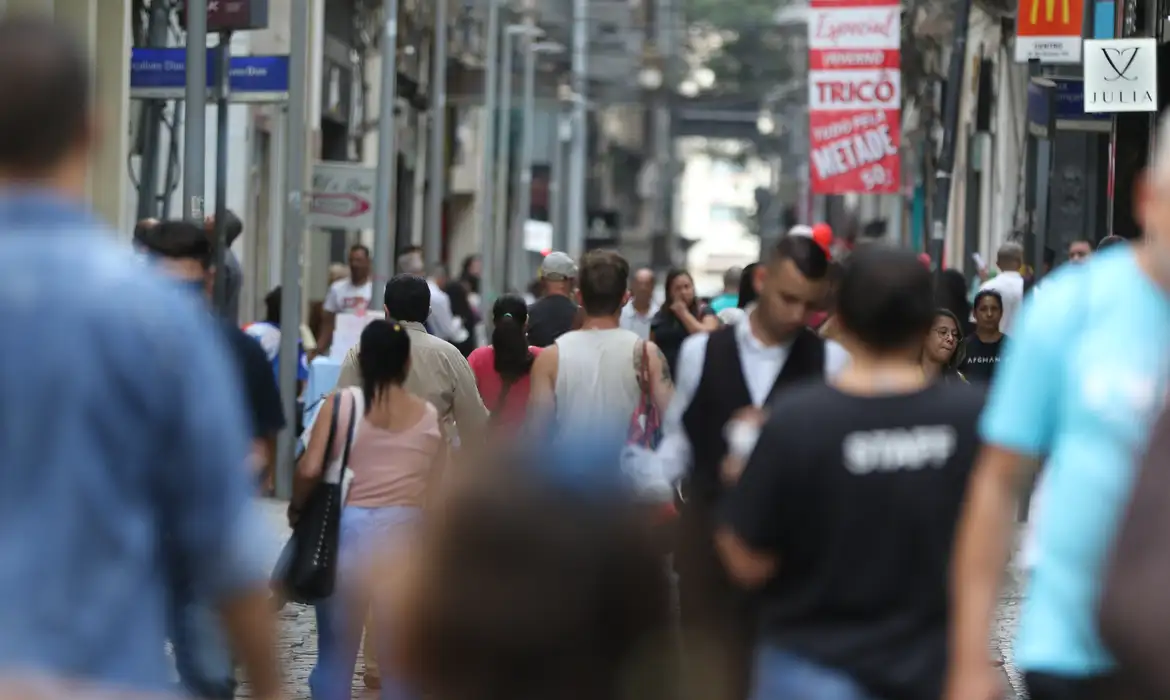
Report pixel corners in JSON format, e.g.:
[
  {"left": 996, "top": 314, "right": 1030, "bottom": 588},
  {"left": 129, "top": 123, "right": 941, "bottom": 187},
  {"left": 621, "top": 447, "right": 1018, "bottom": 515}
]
[
  {"left": 922, "top": 309, "right": 967, "bottom": 382},
  {"left": 958, "top": 290, "right": 1007, "bottom": 384}
]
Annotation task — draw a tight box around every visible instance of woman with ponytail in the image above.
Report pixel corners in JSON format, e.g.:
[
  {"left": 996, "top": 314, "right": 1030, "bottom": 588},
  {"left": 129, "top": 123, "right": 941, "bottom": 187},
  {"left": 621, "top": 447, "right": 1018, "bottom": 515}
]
[{"left": 467, "top": 295, "right": 543, "bottom": 430}]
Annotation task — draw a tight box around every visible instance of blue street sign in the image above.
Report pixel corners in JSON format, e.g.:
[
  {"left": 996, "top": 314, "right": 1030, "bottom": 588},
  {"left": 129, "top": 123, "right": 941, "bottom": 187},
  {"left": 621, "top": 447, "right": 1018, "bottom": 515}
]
[
  {"left": 129, "top": 47, "right": 289, "bottom": 101},
  {"left": 1028, "top": 77, "right": 1111, "bottom": 135}
]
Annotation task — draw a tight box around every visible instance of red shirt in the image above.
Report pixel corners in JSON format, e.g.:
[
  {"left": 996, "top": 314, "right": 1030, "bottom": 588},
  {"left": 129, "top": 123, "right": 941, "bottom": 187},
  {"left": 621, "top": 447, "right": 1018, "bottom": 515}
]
[{"left": 467, "top": 346, "right": 544, "bottom": 427}]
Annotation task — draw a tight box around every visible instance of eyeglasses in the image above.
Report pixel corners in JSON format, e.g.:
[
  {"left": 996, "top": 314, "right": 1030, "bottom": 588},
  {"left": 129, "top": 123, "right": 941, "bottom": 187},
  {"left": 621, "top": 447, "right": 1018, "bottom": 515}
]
[{"left": 933, "top": 327, "right": 960, "bottom": 341}]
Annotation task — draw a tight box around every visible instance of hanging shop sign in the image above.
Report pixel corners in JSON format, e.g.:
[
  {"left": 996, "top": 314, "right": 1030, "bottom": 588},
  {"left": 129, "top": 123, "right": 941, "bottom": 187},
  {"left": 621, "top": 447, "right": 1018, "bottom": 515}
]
[
  {"left": 1015, "top": 0, "right": 1085, "bottom": 63},
  {"left": 807, "top": 0, "right": 902, "bottom": 195},
  {"left": 1083, "top": 38, "right": 1159, "bottom": 113}
]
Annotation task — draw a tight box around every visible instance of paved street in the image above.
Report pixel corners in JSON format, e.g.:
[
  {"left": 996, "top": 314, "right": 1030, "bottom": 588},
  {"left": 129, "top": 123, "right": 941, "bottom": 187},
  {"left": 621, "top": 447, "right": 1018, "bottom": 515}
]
[{"left": 245, "top": 500, "right": 1026, "bottom": 700}]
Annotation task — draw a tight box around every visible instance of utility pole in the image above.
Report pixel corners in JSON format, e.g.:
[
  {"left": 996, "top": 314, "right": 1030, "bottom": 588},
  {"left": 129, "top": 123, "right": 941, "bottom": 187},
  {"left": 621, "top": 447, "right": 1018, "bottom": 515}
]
[
  {"left": 211, "top": 32, "right": 233, "bottom": 313},
  {"left": 929, "top": 0, "right": 972, "bottom": 268},
  {"left": 373, "top": 0, "right": 401, "bottom": 298},
  {"left": 493, "top": 26, "right": 518, "bottom": 295},
  {"left": 512, "top": 27, "right": 539, "bottom": 289},
  {"left": 183, "top": 0, "right": 207, "bottom": 222},
  {"left": 276, "top": 0, "right": 312, "bottom": 500},
  {"left": 135, "top": 0, "right": 172, "bottom": 222},
  {"left": 478, "top": 0, "right": 502, "bottom": 309},
  {"left": 425, "top": 0, "right": 448, "bottom": 267},
  {"left": 655, "top": 0, "right": 675, "bottom": 267},
  {"left": 566, "top": 0, "right": 588, "bottom": 259},
  {"left": 550, "top": 110, "right": 570, "bottom": 251}
]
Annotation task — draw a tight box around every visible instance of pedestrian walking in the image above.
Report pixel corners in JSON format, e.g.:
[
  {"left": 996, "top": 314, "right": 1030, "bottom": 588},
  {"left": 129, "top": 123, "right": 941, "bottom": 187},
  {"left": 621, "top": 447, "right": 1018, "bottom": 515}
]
[
  {"left": 318, "top": 244, "right": 374, "bottom": 358},
  {"left": 526, "top": 252, "right": 580, "bottom": 348},
  {"left": 655, "top": 235, "right": 848, "bottom": 700},
  {"left": 921, "top": 309, "right": 967, "bottom": 383},
  {"left": 650, "top": 269, "right": 719, "bottom": 378},
  {"left": 0, "top": 17, "right": 278, "bottom": 698},
  {"left": 620, "top": 267, "right": 660, "bottom": 340},
  {"left": 717, "top": 245, "right": 985, "bottom": 700},
  {"left": 958, "top": 289, "right": 1006, "bottom": 383},
  {"left": 977, "top": 242, "right": 1025, "bottom": 333},
  {"left": 467, "top": 294, "right": 543, "bottom": 432}
]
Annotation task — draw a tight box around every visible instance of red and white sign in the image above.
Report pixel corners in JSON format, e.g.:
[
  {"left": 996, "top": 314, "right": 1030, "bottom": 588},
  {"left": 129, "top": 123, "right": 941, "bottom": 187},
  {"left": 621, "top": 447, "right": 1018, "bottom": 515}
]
[{"left": 808, "top": 0, "right": 902, "bottom": 195}]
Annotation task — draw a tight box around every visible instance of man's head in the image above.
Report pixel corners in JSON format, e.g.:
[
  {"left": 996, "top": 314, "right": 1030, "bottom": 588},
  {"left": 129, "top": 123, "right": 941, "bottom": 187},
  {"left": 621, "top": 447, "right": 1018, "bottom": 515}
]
[
  {"left": 431, "top": 264, "right": 450, "bottom": 287},
  {"left": 577, "top": 250, "right": 630, "bottom": 318},
  {"left": 1068, "top": 240, "right": 1092, "bottom": 264},
  {"left": 540, "top": 252, "right": 578, "bottom": 297},
  {"left": 1098, "top": 235, "right": 1126, "bottom": 251},
  {"left": 0, "top": 18, "right": 93, "bottom": 195},
  {"left": 204, "top": 210, "right": 244, "bottom": 246},
  {"left": 397, "top": 248, "right": 425, "bottom": 276},
  {"left": 631, "top": 267, "right": 655, "bottom": 305},
  {"left": 752, "top": 235, "right": 830, "bottom": 341},
  {"left": 348, "top": 244, "right": 371, "bottom": 282},
  {"left": 723, "top": 266, "right": 743, "bottom": 294},
  {"left": 383, "top": 274, "right": 432, "bottom": 324},
  {"left": 264, "top": 286, "right": 282, "bottom": 325},
  {"left": 995, "top": 242, "right": 1024, "bottom": 273},
  {"left": 836, "top": 245, "right": 935, "bottom": 359},
  {"left": 137, "top": 219, "right": 214, "bottom": 295}
]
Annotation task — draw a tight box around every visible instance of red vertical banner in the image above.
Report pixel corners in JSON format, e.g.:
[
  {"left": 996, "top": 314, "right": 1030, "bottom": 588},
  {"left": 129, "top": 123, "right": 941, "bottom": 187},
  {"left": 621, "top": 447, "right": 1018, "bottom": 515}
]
[{"left": 807, "top": 0, "right": 902, "bottom": 194}]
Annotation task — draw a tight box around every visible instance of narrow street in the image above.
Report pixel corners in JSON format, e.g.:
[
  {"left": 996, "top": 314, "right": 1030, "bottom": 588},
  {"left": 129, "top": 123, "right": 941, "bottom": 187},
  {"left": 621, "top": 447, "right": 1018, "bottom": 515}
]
[{"left": 244, "top": 500, "right": 1026, "bottom": 700}]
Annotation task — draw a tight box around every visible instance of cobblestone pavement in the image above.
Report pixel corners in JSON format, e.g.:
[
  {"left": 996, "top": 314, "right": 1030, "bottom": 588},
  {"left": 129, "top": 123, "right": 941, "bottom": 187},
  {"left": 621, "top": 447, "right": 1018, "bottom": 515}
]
[{"left": 246, "top": 500, "right": 1026, "bottom": 700}]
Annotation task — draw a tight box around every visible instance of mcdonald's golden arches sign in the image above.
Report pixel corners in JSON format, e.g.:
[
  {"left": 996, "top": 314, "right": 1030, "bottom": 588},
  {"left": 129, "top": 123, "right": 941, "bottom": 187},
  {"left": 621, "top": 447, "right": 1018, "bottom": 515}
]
[{"left": 1015, "top": 0, "right": 1085, "bottom": 63}]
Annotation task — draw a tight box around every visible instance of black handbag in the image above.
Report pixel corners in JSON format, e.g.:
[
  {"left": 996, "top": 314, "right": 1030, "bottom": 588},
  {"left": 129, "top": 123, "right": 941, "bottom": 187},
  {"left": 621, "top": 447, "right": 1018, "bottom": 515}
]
[{"left": 280, "top": 391, "right": 357, "bottom": 603}]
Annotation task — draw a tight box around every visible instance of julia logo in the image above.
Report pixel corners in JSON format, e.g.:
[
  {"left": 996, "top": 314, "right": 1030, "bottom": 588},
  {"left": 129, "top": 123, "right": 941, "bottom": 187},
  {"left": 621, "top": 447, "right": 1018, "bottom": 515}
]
[{"left": 1101, "top": 46, "right": 1140, "bottom": 81}]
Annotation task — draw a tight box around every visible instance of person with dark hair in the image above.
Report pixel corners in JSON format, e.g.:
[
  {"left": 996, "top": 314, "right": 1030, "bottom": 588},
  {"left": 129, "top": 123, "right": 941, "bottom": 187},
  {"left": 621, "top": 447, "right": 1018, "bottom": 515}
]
[
  {"left": 958, "top": 289, "right": 1006, "bottom": 383},
  {"left": 243, "top": 286, "right": 311, "bottom": 392},
  {"left": 204, "top": 209, "right": 245, "bottom": 321},
  {"left": 1098, "top": 234, "right": 1126, "bottom": 251},
  {"left": 387, "top": 457, "right": 676, "bottom": 700},
  {"left": 338, "top": 274, "right": 487, "bottom": 448},
  {"left": 922, "top": 308, "right": 967, "bottom": 382},
  {"left": 620, "top": 267, "right": 660, "bottom": 339},
  {"left": 319, "top": 243, "right": 374, "bottom": 357},
  {"left": 460, "top": 254, "right": 482, "bottom": 295},
  {"left": 444, "top": 272, "right": 479, "bottom": 356},
  {"left": 651, "top": 269, "right": 719, "bottom": 378},
  {"left": 527, "top": 251, "right": 581, "bottom": 347},
  {"left": 656, "top": 234, "right": 849, "bottom": 700},
  {"left": 1068, "top": 239, "right": 1093, "bottom": 264},
  {"left": 0, "top": 17, "right": 279, "bottom": 694},
  {"left": 717, "top": 245, "right": 983, "bottom": 700},
  {"left": 978, "top": 242, "right": 1025, "bottom": 333},
  {"left": 528, "top": 250, "right": 673, "bottom": 436},
  {"left": 716, "top": 263, "right": 761, "bottom": 326},
  {"left": 293, "top": 319, "right": 444, "bottom": 700},
  {"left": 467, "top": 295, "right": 544, "bottom": 430}
]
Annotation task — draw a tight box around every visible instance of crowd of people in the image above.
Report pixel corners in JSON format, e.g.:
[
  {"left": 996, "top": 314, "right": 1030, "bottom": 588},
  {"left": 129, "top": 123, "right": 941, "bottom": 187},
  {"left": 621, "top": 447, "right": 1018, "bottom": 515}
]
[{"left": 9, "top": 14, "right": 1170, "bottom": 700}]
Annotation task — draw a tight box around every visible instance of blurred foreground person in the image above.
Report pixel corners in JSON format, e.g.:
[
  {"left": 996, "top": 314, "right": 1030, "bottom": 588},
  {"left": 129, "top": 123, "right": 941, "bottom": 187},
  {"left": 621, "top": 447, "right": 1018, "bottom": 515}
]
[
  {"left": 946, "top": 117, "right": 1170, "bottom": 700},
  {"left": 295, "top": 320, "right": 443, "bottom": 700},
  {"left": 136, "top": 220, "right": 286, "bottom": 698},
  {"left": 390, "top": 459, "right": 677, "bottom": 700},
  {"left": 657, "top": 235, "right": 848, "bottom": 700},
  {"left": 718, "top": 245, "right": 984, "bottom": 700},
  {"left": 0, "top": 17, "right": 278, "bottom": 699},
  {"left": 468, "top": 295, "right": 543, "bottom": 431}
]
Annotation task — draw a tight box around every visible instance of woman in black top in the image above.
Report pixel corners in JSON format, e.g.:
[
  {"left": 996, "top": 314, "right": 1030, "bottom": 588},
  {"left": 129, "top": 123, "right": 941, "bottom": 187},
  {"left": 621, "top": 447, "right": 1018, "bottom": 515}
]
[
  {"left": 922, "top": 308, "right": 967, "bottom": 383},
  {"left": 959, "top": 289, "right": 1007, "bottom": 383},
  {"left": 650, "top": 269, "right": 719, "bottom": 377}
]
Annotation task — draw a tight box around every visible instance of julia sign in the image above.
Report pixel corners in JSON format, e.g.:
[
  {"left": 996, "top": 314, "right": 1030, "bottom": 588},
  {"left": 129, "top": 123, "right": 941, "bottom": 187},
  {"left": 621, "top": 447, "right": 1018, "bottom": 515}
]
[{"left": 807, "top": 0, "right": 902, "bottom": 195}]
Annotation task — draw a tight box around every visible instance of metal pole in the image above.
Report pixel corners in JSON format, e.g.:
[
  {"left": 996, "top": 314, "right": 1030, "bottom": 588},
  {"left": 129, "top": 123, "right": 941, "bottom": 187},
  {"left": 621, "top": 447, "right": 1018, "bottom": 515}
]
[
  {"left": 929, "top": 0, "right": 972, "bottom": 268},
  {"left": 549, "top": 112, "right": 567, "bottom": 251},
  {"left": 212, "top": 34, "right": 232, "bottom": 315},
  {"left": 135, "top": 0, "right": 172, "bottom": 222},
  {"left": 183, "top": 0, "right": 208, "bottom": 222},
  {"left": 512, "top": 31, "right": 538, "bottom": 290},
  {"left": 567, "top": 0, "right": 588, "bottom": 259},
  {"left": 425, "top": 0, "right": 448, "bottom": 267},
  {"left": 493, "top": 28, "right": 516, "bottom": 296},
  {"left": 478, "top": 0, "right": 502, "bottom": 311},
  {"left": 656, "top": 0, "right": 675, "bottom": 266},
  {"left": 373, "top": 0, "right": 401, "bottom": 301},
  {"left": 276, "top": 0, "right": 312, "bottom": 501}
]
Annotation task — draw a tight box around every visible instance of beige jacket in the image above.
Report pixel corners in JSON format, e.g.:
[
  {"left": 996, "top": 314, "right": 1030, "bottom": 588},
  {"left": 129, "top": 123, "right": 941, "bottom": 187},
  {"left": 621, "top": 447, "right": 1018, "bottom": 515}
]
[{"left": 337, "top": 321, "right": 488, "bottom": 445}]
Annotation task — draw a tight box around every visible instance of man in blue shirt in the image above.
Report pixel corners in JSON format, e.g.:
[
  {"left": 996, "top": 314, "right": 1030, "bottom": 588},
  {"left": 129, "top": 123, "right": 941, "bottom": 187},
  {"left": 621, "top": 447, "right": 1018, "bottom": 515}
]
[
  {"left": 0, "top": 17, "right": 279, "bottom": 699},
  {"left": 946, "top": 166, "right": 1170, "bottom": 697}
]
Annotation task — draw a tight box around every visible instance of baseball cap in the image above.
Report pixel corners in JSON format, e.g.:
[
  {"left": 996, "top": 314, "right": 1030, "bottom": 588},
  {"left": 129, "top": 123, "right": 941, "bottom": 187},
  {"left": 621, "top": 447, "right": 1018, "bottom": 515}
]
[{"left": 540, "top": 251, "right": 578, "bottom": 280}]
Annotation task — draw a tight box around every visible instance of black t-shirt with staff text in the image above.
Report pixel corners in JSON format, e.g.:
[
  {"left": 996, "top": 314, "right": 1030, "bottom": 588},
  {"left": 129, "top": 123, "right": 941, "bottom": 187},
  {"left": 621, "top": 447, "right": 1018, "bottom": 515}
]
[{"left": 720, "top": 380, "right": 985, "bottom": 700}]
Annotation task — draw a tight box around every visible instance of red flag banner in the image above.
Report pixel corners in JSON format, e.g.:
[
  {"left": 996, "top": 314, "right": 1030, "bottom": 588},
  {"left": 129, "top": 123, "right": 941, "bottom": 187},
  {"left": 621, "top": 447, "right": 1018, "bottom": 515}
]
[{"left": 807, "top": 0, "right": 902, "bottom": 195}]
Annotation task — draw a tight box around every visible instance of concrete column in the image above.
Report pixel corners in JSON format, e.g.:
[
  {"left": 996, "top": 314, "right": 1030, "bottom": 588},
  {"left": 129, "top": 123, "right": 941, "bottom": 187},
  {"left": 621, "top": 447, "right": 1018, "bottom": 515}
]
[
  {"left": 53, "top": 0, "right": 96, "bottom": 204},
  {"left": 90, "top": 0, "right": 131, "bottom": 237}
]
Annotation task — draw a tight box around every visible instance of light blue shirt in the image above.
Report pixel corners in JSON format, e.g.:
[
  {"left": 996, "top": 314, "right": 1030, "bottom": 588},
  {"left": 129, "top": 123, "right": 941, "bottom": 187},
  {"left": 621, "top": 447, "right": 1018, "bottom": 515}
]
[
  {"left": 0, "top": 189, "right": 266, "bottom": 689},
  {"left": 980, "top": 247, "right": 1170, "bottom": 676}
]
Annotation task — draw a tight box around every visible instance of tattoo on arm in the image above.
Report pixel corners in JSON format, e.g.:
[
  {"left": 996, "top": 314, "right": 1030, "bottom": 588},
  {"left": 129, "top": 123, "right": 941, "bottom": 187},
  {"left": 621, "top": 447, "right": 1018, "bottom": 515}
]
[{"left": 654, "top": 346, "right": 674, "bottom": 388}]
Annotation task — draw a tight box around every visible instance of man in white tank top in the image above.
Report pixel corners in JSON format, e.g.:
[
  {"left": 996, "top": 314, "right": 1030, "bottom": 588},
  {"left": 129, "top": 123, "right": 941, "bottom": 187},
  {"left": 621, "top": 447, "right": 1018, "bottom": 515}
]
[{"left": 528, "top": 250, "right": 674, "bottom": 437}]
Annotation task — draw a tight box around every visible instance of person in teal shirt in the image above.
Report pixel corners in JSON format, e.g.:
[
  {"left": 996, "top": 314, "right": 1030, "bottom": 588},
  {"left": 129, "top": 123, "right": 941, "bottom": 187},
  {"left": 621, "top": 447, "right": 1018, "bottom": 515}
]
[{"left": 709, "top": 266, "right": 743, "bottom": 314}]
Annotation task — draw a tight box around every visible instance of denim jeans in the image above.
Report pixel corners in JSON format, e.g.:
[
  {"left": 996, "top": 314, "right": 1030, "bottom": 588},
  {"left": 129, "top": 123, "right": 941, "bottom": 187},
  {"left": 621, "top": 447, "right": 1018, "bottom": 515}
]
[
  {"left": 169, "top": 586, "right": 235, "bottom": 700},
  {"left": 749, "top": 646, "right": 879, "bottom": 700},
  {"left": 309, "top": 505, "right": 421, "bottom": 700}
]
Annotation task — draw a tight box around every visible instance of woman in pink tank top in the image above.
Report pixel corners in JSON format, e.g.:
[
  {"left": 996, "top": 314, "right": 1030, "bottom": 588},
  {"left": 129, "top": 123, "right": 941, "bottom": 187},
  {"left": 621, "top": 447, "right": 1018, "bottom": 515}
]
[
  {"left": 292, "top": 319, "right": 443, "bottom": 700},
  {"left": 466, "top": 294, "right": 542, "bottom": 431}
]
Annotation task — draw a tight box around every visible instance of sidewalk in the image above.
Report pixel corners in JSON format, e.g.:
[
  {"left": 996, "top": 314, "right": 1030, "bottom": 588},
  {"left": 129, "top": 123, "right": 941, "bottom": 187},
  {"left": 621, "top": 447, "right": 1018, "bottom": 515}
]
[{"left": 246, "top": 499, "right": 1023, "bottom": 700}]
